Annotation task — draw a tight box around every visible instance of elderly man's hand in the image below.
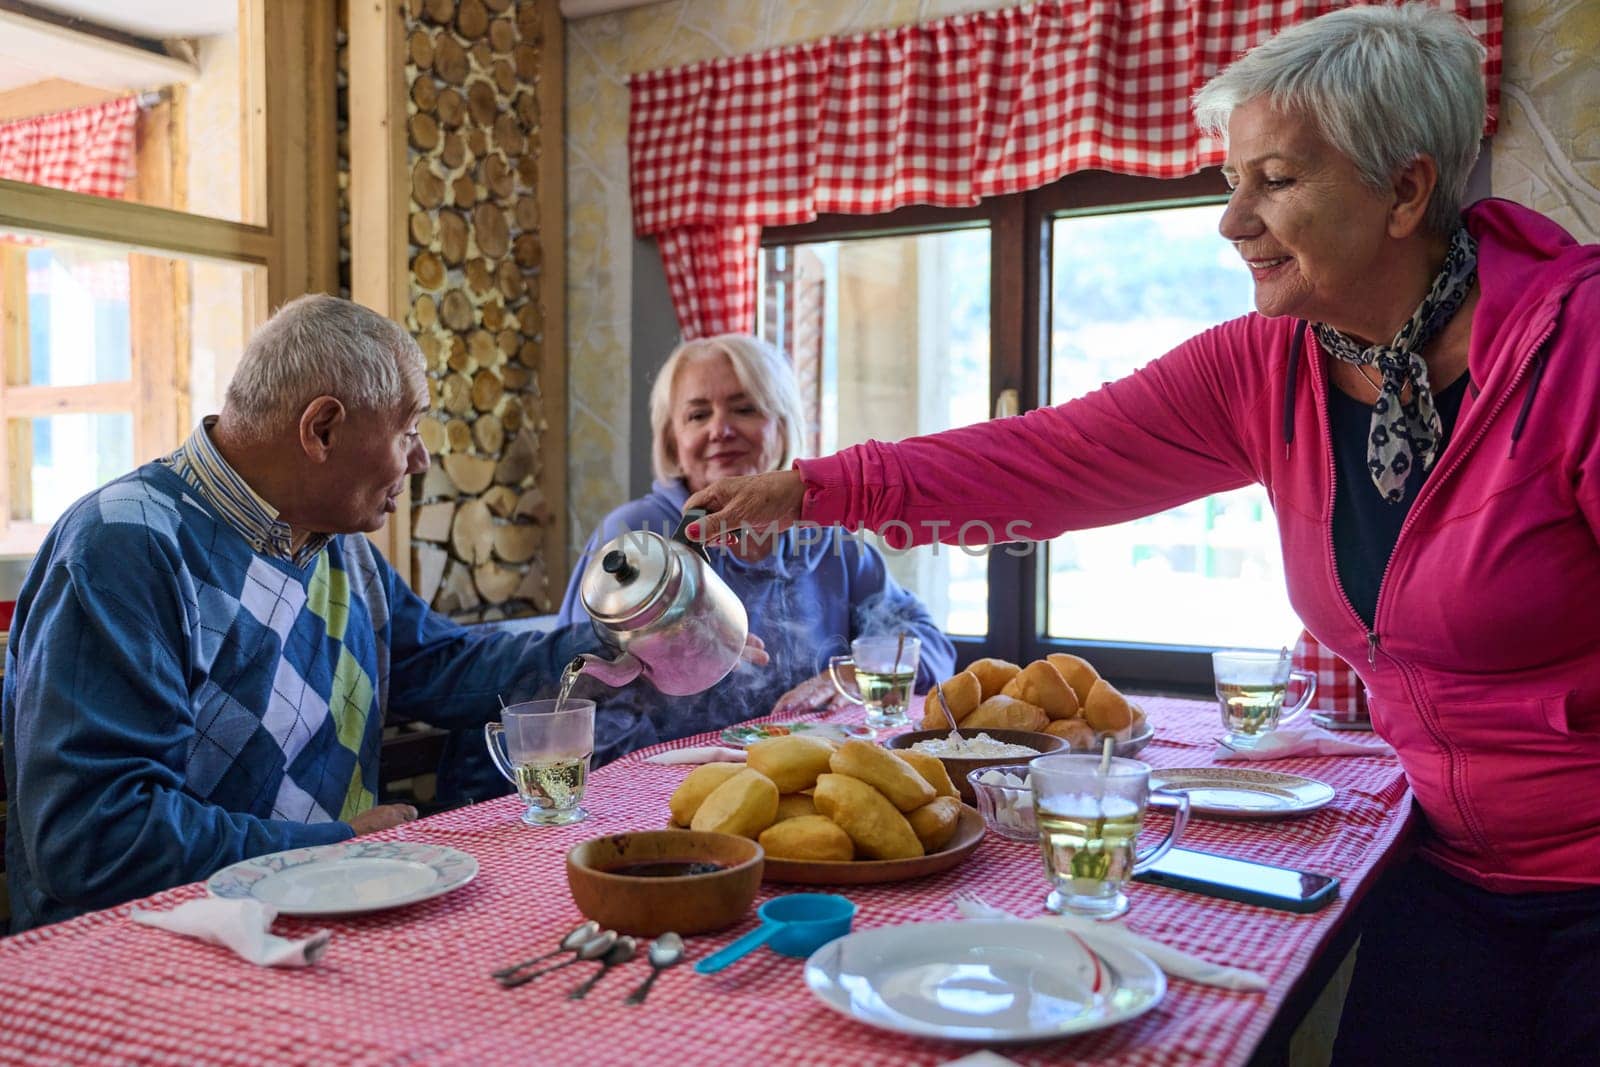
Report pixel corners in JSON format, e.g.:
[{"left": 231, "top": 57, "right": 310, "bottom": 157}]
[
  {"left": 348, "top": 803, "right": 418, "bottom": 836},
  {"left": 683, "top": 470, "right": 806, "bottom": 545},
  {"left": 771, "top": 668, "right": 854, "bottom": 718}
]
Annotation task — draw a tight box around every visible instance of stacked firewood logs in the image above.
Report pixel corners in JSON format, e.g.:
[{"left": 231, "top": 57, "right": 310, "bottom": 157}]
[{"left": 404, "top": 0, "right": 554, "bottom": 620}]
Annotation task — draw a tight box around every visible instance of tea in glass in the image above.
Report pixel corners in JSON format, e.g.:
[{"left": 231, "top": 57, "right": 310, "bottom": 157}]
[
  {"left": 828, "top": 635, "right": 920, "bottom": 729},
  {"left": 484, "top": 698, "right": 596, "bottom": 825},
  {"left": 1212, "top": 650, "right": 1317, "bottom": 747}
]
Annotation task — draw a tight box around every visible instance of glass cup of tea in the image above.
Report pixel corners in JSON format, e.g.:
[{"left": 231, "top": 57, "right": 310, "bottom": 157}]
[
  {"left": 1030, "top": 754, "right": 1190, "bottom": 920},
  {"left": 1212, "top": 649, "right": 1318, "bottom": 748},
  {"left": 484, "top": 698, "right": 596, "bottom": 826},
  {"left": 828, "top": 635, "right": 921, "bottom": 730}
]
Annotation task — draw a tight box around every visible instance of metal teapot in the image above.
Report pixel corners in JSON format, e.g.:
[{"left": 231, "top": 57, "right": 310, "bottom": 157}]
[{"left": 569, "top": 521, "right": 748, "bottom": 696}]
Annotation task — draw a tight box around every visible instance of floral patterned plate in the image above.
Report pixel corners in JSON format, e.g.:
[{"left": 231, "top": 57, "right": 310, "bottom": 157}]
[
  {"left": 719, "top": 721, "right": 874, "bottom": 747},
  {"left": 1147, "top": 768, "right": 1335, "bottom": 820},
  {"left": 207, "top": 840, "right": 478, "bottom": 916}
]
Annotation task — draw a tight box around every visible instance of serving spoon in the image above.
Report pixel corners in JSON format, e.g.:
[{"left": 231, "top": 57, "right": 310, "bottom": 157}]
[
  {"left": 568, "top": 936, "right": 638, "bottom": 1000},
  {"left": 935, "top": 683, "right": 964, "bottom": 743},
  {"left": 500, "top": 929, "right": 618, "bottom": 988},
  {"left": 624, "top": 933, "right": 685, "bottom": 1006},
  {"left": 491, "top": 920, "right": 602, "bottom": 980}
]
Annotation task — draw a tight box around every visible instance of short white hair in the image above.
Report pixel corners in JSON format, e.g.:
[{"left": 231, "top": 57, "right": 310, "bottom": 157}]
[
  {"left": 224, "top": 293, "right": 426, "bottom": 436},
  {"left": 1193, "top": 3, "right": 1485, "bottom": 236},
  {"left": 649, "top": 334, "right": 806, "bottom": 484}
]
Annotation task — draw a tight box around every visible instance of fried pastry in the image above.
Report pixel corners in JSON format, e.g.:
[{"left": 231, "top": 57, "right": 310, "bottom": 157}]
[
  {"left": 920, "top": 671, "right": 982, "bottom": 729},
  {"left": 758, "top": 814, "right": 854, "bottom": 862},
  {"left": 774, "top": 792, "right": 819, "bottom": 822},
  {"left": 813, "top": 773, "right": 924, "bottom": 860},
  {"left": 1082, "top": 678, "right": 1135, "bottom": 734},
  {"left": 746, "top": 734, "right": 836, "bottom": 793},
  {"left": 1046, "top": 653, "right": 1101, "bottom": 705},
  {"left": 1044, "top": 717, "right": 1097, "bottom": 749},
  {"left": 961, "top": 694, "right": 1048, "bottom": 733},
  {"left": 689, "top": 768, "right": 779, "bottom": 839},
  {"left": 966, "top": 658, "right": 1022, "bottom": 699},
  {"left": 828, "top": 739, "right": 936, "bottom": 813},
  {"left": 906, "top": 796, "right": 963, "bottom": 852},
  {"left": 896, "top": 749, "right": 960, "bottom": 798},
  {"left": 1002, "top": 660, "right": 1080, "bottom": 720},
  {"left": 667, "top": 763, "right": 745, "bottom": 827}
]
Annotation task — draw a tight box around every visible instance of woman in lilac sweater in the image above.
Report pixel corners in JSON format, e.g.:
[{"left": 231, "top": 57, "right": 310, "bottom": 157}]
[{"left": 684, "top": 8, "right": 1600, "bottom": 1064}]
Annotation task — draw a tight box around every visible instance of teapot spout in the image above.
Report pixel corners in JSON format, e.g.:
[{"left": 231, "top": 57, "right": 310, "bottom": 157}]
[{"left": 569, "top": 651, "right": 644, "bottom": 689}]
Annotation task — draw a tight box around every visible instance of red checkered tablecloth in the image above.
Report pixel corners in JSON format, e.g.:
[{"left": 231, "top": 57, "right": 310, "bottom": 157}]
[{"left": 0, "top": 697, "right": 1411, "bottom": 1067}]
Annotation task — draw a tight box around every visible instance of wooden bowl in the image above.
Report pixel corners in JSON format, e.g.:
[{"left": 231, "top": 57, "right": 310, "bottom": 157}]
[
  {"left": 566, "top": 830, "right": 763, "bottom": 937},
  {"left": 885, "top": 729, "right": 1066, "bottom": 803}
]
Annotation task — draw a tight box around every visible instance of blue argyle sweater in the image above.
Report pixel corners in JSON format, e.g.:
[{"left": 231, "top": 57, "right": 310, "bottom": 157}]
[{"left": 2, "top": 460, "right": 593, "bottom": 932}]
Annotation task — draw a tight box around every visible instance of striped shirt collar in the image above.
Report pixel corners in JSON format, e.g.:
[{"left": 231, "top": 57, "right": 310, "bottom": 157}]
[{"left": 162, "top": 416, "right": 331, "bottom": 566}]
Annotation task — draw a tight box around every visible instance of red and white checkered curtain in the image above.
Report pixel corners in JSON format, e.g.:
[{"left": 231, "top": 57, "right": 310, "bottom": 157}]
[
  {"left": 629, "top": 0, "right": 1501, "bottom": 339},
  {"left": 0, "top": 96, "right": 140, "bottom": 198}
]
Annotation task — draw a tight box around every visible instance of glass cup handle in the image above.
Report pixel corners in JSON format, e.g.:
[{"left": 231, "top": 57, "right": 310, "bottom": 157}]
[
  {"left": 827, "top": 656, "right": 864, "bottom": 706},
  {"left": 483, "top": 722, "right": 517, "bottom": 785},
  {"left": 1279, "top": 669, "right": 1319, "bottom": 727},
  {"left": 1133, "top": 790, "right": 1191, "bottom": 875}
]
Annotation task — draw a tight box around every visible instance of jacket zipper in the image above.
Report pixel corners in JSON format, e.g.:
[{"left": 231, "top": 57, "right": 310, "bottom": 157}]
[{"left": 1318, "top": 321, "right": 1557, "bottom": 862}]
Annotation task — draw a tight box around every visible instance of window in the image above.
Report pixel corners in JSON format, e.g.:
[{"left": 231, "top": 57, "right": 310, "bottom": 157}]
[{"left": 763, "top": 171, "right": 1289, "bottom": 690}]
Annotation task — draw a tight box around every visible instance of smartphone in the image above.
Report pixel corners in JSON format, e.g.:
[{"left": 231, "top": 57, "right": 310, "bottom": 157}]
[
  {"left": 1133, "top": 847, "right": 1340, "bottom": 913},
  {"left": 1311, "top": 712, "right": 1375, "bottom": 732}
]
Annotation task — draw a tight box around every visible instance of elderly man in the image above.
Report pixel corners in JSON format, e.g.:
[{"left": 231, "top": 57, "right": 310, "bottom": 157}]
[{"left": 1, "top": 294, "right": 597, "bottom": 932}]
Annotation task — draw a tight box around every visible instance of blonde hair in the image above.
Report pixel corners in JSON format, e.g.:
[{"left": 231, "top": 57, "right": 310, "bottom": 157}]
[
  {"left": 1192, "top": 3, "right": 1485, "bottom": 236},
  {"left": 649, "top": 334, "right": 806, "bottom": 484}
]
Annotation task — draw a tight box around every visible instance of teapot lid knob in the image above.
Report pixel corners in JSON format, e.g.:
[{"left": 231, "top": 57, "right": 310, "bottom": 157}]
[{"left": 602, "top": 550, "right": 638, "bottom": 584}]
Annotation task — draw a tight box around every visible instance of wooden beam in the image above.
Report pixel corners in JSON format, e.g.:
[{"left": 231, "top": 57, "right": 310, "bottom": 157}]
[
  {"left": 4, "top": 383, "right": 137, "bottom": 417},
  {"left": 347, "top": 0, "right": 415, "bottom": 579},
  {"left": 539, "top": 0, "right": 569, "bottom": 579},
  {"left": 0, "top": 178, "right": 273, "bottom": 265},
  {"left": 262, "top": 0, "right": 340, "bottom": 307}
]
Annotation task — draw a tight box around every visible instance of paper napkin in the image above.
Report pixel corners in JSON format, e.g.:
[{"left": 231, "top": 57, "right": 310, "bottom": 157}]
[
  {"left": 1214, "top": 728, "right": 1394, "bottom": 762},
  {"left": 954, "top": 896, "right": 1268, "bottom": 992},
  {"left": 131, "top": 898, "right": 330, "bottom": 967}
]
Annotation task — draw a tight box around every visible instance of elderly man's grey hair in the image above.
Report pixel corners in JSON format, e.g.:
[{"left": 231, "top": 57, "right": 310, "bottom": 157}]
[
  {"left": 224, "top": 293, "right": 426, "bottom": 438},
  {"left": 1192, "top": 3, "right": 1486, "bottom": 236},
  {"left": 649, "top": 333, "right": 806, "bottom": 484}
]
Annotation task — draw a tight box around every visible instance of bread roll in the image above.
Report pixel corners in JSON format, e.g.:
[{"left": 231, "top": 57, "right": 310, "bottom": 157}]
[
  {"left": 921, "top": 671, "right": 981, "bottom": 729},
  {"left": 813, "top": 773, "right": 923, "bottom": 860},
  {"left": 668, "top": 763, "right": 745, "bottom": 827},
  {"left": 1045, "top": 718, "right": 1097, "bottom": 749},
  {"left": 1082, "top": 678, "right": 1135, "bottom": 734},
  {"left": 774, "top": 792, "right": 819, "bottom": 822},
  {"left": 689, "top": 768, "right": 779, "bottom": 839},
  {"left": 906, "top": 796, "right": 963, "bottom": 852},
  {"left": 1002, "top": 660, "right": 1080, "bottom": 720},
  {"left": 962, "top": 694, "right": 1048, "bottom": 733},
  {"left": 896, "top": 749, "right": 959, "bottom": 798},
  {"left": 758, "top": 814, "right": 854, "bottom": 862},
  {"left": 1046, "top": 653, "right": 1100, "bottom": 705},
  {"left": 746, "top": 734, "right": 835, "bottom": 793},
  {"left": 966, "top": 658, "right": 1022, "bottom": 699},
  {"left": 828, "top": 739, "right": 936, "bottom": 813}
]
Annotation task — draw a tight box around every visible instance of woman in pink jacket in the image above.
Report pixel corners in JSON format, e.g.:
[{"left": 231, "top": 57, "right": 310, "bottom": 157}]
[{"left": 685, "top": 6, "right": 1599, "bottom": 1064}]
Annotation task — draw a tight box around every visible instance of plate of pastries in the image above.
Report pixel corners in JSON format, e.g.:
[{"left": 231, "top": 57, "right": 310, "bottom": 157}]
[
  {"left": 667, "top": 736, "right": 984, "bottom": 885},
  {"left": 922, "top": 653, "right": 1152, "bottom": 755}
]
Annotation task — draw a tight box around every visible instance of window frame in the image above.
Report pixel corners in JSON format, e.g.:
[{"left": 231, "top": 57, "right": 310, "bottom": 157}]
[{"left": 761, "top": 167, "right": 1241, "bottom": 693}]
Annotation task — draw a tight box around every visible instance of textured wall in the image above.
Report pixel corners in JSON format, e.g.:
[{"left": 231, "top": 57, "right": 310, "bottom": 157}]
[
  {"left": 1494, "top": 0, "right": 1600, "bottom": 242},
  {"left": 562, "top": 0, "right": 1015, "bottom": 557},
  {"left": 564, "top": 0, "right": 1600, "bottom": 558}
]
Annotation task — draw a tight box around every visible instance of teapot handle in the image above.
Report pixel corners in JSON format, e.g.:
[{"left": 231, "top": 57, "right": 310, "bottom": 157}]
[{"left": 671, "top": 508, "right": 713, "bottom": 565}]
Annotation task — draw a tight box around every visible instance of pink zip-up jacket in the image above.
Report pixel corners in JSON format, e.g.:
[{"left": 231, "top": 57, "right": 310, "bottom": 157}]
[{"left": 798, "top": 199, "right": 1600, "bottom": 893}]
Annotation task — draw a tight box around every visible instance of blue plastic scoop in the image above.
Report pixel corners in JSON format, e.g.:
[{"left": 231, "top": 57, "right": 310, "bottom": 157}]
[{"left": 694, "top": 893, "right": 856, "bottom": 975}]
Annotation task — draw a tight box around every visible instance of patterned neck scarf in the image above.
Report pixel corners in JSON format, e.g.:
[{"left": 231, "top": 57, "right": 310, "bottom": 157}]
[{"left": 1314, "top": 226, "right": 1478, "bottom": 503}]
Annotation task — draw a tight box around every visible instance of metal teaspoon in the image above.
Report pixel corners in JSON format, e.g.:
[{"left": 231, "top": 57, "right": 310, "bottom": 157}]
[
  {"left": 567, "top": 936, "right": 638, "bottom": 1000},
  {"left": 624, "top": 933, "right": 685, "bottom": 1005},
  {"left": 491, "top": 920, "right": 602, "bottom": 980},
  {"left": 500, "top": 929, "right": 619, "bottom": 988}
]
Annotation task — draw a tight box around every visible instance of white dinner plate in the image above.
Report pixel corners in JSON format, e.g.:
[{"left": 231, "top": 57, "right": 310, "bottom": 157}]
[
  {"left": 804, "top": 920, "right": 1164, "bottom": 1043},
  {"left": 719, "top": 721, "right": 873, "bottom": 747},
  {"left": 207, "top": 840, "right": 478, "bottom": 916},
  {"left": 1149, "top": 767, "right": 1335, "bottom": 820}
]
